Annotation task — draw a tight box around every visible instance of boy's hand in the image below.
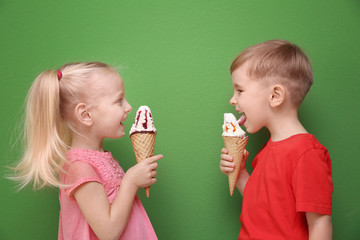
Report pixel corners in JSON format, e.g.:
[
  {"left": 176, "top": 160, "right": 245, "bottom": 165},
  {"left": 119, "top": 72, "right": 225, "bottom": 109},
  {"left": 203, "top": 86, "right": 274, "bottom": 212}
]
[
  {"left": 220, "top": 148, "right": 250, "bottom": 196},
  {"left": 220, "top": 148, "right": 249, "bottom": 176},
  {"left": 125, "top": 154, "right": 163, "bottom": 188}
]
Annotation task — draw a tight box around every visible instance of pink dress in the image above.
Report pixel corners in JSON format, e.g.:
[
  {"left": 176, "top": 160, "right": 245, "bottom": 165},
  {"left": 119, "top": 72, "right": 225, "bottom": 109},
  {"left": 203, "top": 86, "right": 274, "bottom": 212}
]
[{"left": 58, "top": 148, "right": 157, "bottom": 240}]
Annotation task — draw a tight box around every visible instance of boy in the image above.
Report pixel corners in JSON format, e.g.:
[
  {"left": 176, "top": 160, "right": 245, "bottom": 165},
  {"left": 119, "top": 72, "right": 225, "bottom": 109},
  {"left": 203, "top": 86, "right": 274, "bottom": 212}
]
[{"left": 220, "top": 40, "right": 333, "bottom": 240}]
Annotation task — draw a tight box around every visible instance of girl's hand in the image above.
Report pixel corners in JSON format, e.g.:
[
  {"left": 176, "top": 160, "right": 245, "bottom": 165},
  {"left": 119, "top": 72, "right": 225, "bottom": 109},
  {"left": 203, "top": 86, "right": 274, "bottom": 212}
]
[
  {"left": 220, "top": 148, "right": 249, "bottom": 176},
  {"left": 125, "top": 154, "right": 163, "bottom": 188}
]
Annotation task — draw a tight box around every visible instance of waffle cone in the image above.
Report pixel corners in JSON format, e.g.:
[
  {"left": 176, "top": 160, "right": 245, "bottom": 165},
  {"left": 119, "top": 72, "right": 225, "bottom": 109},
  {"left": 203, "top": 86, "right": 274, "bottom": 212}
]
[
  {"left": 130, "top": 132, "right": 156, "bottom": 198},
  {"left": 223, "top": 136, "right": 248, "bottom": 196}
]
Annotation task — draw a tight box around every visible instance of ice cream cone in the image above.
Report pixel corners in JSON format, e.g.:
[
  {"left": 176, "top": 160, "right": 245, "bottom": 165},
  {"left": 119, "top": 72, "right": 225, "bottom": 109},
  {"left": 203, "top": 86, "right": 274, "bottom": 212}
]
[
  {"left": 130, "top": 132, "right": 156, "bottom": 198},
  {"left": 223, "top": 136, "right": 248, "bottom": 196}
]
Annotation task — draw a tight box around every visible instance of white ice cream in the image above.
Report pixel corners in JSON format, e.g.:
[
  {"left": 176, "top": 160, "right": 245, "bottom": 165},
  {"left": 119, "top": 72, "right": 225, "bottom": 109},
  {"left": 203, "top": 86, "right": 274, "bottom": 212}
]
[
  {"left": 222, "top": 113, "right": 246, "bottom": 137},
  {"left": 130, "top": 105, "right": 157, "bottom": 135}
]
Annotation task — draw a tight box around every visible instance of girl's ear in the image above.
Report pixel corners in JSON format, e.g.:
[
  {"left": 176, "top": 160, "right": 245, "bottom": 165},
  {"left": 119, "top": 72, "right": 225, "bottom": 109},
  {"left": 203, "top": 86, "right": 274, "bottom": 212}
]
[
  {"left": 74, "top": 103, "right": 93, "bottom": 126},
  {"left": 269, "top": 84, "right": 286, "bottom": 108}
]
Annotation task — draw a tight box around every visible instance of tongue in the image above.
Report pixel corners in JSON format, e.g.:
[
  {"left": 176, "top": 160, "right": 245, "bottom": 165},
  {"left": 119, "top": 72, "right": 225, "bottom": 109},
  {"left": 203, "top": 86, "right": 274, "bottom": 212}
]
[{"left": 238, "top": 115, "right": 246, "bottom": 126}]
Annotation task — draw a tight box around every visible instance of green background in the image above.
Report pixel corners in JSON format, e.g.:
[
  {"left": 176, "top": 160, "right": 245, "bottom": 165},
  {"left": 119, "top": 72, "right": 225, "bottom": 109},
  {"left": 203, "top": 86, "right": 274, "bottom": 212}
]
[{"left": 1, "top": 0, "right": 359, "bottom": 239}]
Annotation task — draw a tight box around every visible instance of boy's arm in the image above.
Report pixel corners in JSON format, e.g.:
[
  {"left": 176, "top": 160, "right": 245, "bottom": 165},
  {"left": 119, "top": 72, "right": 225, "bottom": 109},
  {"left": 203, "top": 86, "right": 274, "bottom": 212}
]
[
  {"left": 306, "top": 212, "right": 332, "bottom": 240},
  {"left": 235, "top": 164, "right": 250, "bottom": 196}
]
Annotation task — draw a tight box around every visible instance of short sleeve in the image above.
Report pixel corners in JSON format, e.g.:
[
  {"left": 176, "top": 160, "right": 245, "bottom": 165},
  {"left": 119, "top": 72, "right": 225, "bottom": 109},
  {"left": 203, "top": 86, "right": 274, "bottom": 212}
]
[
  {"left": 292, "top": 148, "right": 333, "bottom": 215},
  {"left": 63, "top": 161, "right": 102, "bottom": 199}
]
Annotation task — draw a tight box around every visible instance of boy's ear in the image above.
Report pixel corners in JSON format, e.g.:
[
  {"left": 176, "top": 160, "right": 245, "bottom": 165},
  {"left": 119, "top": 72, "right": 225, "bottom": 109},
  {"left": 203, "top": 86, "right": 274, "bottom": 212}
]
[
  {"left": 74, "top": 103, "right": 93, "bottom": 126},
  {"left": 269, "top": 84, "right": 286, "bottom": 107}
]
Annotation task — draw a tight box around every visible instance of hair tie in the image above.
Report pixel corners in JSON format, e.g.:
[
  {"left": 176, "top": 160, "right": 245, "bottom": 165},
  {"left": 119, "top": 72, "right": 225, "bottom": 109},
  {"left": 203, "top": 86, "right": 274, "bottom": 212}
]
[{"left": 57, "top": 71, "right": 63, "bottom": 80}]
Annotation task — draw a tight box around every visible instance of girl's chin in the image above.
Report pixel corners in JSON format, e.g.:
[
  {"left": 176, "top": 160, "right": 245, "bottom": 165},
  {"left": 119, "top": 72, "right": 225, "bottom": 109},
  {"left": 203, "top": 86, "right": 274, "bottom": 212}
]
[
  {"left": 116, "top": 127, "right": 126, "bottom": 138},
  {"left": 119, "top": 124, "right": 126, "bottom": 131}
]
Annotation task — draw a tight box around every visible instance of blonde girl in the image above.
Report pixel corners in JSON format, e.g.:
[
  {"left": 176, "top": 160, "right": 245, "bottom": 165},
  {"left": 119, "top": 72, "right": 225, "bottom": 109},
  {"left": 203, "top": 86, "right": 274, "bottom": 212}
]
[{"left": 13, "top": 62, "right": 162, "bottom": 240}]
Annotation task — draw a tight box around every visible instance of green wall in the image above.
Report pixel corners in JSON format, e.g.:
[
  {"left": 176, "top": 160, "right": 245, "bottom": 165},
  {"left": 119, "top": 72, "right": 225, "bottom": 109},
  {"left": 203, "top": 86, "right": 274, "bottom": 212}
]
[{"left": 1, "top": 0, "right": 359, "bottom": 239}]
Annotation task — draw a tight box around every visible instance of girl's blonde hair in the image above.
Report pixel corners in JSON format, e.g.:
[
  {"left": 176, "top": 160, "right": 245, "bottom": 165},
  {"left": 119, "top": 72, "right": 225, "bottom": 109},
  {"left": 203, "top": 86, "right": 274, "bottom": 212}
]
[
  {"left": 230, "top": 39, "right": 313, "bottom": 107},
  {"left": 12, "top": 62, "right": 118, "bottom": 189}
]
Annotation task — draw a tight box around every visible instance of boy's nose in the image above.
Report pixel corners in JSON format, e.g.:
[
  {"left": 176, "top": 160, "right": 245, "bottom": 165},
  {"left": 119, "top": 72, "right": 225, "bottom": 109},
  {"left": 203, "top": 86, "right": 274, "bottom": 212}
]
[{"left": 230, "top": 96, "right": 236, "bottom": 105}]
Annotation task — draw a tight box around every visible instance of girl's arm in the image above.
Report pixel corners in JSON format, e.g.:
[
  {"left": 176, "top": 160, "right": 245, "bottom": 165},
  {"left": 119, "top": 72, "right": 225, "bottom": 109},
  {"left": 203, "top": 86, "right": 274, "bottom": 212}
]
[
  {"left": 306, "top": 212, "right": 332, "bottom": 240},
  {"left": 220, "top": 148, "right": 249, "bottom": 196},
  {"left": 74, "top": 154, "right": 163, "bottom": 240}
]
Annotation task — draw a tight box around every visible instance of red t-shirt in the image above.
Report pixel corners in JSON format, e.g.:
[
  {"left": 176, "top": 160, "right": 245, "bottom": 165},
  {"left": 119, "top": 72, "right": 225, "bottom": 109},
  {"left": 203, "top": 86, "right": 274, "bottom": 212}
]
[{"left": 239, "top": 134, "right": 333, "bottom": 240}]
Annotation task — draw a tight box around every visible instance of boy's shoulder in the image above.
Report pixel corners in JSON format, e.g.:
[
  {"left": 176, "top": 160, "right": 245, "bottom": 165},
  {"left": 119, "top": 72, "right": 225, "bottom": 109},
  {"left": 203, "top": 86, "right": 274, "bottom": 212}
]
[
  {"left": 253, "top": 133, "right": 331, "bottom": 171},
  {"left": 290, "top": 133, "right": 325, "bottom": 147},
  {"left": 282, "top": 134, "right": 330, "bottom": 166},
  {"left": 261, "top": 133, "right": 328, "bottom": 157}
]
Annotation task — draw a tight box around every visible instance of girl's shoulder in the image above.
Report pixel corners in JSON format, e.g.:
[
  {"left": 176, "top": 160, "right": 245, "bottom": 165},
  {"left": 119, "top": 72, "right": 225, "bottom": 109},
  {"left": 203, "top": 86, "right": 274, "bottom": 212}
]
[{"left": 66, "top": 148, "right": 114, "bottom": 165}]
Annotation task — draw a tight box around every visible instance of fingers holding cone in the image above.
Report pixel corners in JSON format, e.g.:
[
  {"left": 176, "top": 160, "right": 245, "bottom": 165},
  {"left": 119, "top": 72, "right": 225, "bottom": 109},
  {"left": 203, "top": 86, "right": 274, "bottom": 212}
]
[
  {"left": 145, "top": 154, "right": 162, "bottom": 198},
  {"left": 223, "top": 136, "right": 248, "bottom": 196}
]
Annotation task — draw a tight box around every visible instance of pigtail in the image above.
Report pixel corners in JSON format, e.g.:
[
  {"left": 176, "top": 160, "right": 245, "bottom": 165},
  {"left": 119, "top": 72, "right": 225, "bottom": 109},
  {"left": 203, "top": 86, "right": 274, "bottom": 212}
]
[
  {"left": 13, "top": 70, "right": 69, "bottom": 189},
  {"left": 11, "top": 61, "right": 117, "bottom": 189}
]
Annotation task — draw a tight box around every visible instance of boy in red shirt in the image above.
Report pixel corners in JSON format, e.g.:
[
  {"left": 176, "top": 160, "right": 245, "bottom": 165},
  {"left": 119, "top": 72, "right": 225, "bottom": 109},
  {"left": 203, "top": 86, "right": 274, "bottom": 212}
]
[{"left": 220, "top": 40, "right": 333, "bottom": 240}]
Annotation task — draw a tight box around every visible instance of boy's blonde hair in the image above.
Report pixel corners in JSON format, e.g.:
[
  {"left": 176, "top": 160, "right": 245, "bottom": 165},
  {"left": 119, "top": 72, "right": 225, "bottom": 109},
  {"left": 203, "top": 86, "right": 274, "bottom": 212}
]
[
  {"left": 12, "top": 62, "right": 118, "bottom": 189},
  {"left": 230, "top": 39, "right": 313, "bottom": 106}
]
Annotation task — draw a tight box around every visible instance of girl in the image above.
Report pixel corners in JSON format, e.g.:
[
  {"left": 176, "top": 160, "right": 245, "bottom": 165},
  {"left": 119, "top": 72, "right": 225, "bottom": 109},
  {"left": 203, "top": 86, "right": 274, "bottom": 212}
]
[{"left": 12, "top": 62, "right": 163, "bottom": 240}]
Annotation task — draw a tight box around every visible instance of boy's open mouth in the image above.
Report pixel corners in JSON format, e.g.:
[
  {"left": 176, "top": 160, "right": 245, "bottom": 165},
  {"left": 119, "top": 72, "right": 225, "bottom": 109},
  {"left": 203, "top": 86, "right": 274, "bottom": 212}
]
[{"left": 238, "top": 113, "right": 247, "bottom": 126}]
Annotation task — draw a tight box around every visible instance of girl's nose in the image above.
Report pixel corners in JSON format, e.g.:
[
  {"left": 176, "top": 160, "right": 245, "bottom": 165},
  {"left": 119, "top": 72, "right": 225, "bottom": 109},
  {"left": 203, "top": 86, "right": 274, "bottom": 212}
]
[
  {"left": 125, "top": 100, "right": 132, "bottom": 113},
  {"left": 127, "top": 105, "right": 132, "bottom": 113}
]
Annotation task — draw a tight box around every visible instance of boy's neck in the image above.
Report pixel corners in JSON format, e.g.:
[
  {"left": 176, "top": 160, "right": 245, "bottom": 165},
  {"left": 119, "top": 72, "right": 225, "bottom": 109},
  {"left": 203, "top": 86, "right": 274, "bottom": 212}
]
[{"left": 267, "top": 109, "right": 307, "bottom": 142}]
